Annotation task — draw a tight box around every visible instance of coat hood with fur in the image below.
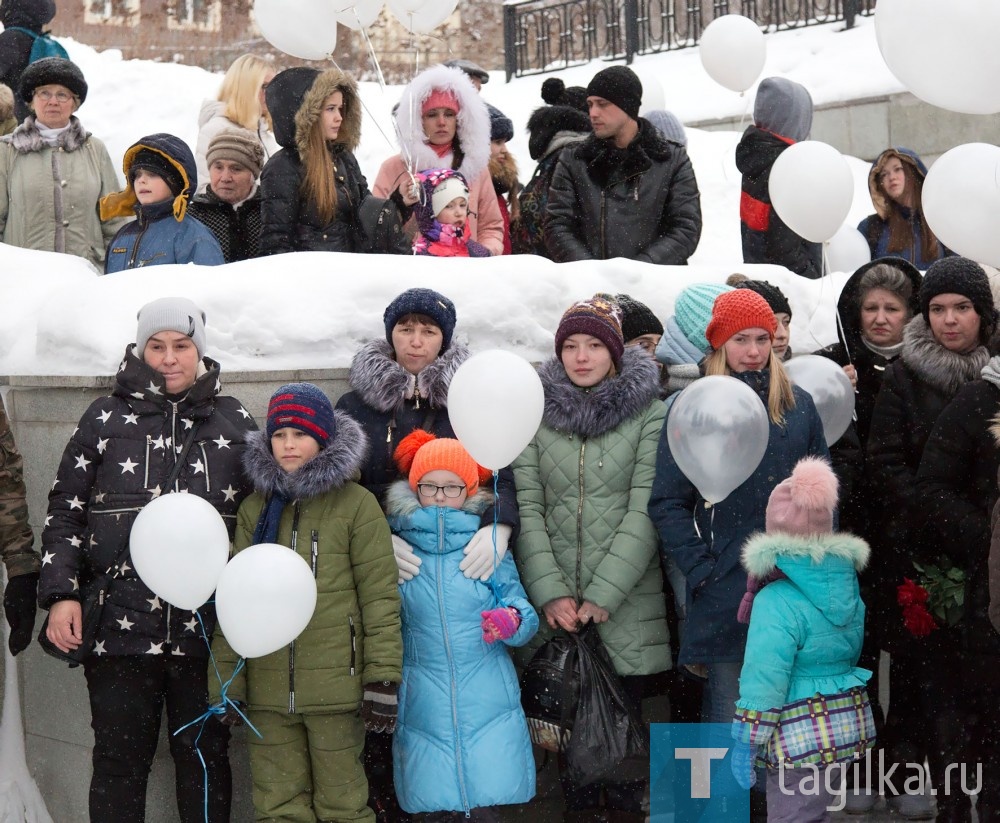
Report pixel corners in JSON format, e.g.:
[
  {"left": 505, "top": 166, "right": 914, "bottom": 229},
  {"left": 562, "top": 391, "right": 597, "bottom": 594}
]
[
  {"left": 538, "top": 346, "right": 661, "bottom": 438},
  {"left": 900, "top": 313, "right": 991, "bottom": 396},
  {"left": 392, "top": 64, "right": 490, "bottom": 182},
  {"left": 266, "top": 66, "right": 361, "bottom": 155},
  {"left": 346, "top": 338, "right": 470, "bottom": 414},
  {"left": 242, "top": 411, "right": 367, "bottom": 500}
]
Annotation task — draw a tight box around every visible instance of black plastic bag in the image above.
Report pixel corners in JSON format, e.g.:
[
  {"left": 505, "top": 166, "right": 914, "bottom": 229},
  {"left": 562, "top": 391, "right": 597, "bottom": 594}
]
[
  {"left": 565, "top": 625, "right": 649, "bottom": 786},
  {"left": 520, "top": 631, "right": 580, "bottom": 752}
]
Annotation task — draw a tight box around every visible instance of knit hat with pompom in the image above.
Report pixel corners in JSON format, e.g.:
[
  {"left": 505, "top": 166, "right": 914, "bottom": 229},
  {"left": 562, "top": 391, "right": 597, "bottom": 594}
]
[
  {"left": 766, "top": 457, "right": 839, "bottom": 536},
  {"left": 393, "top": 429, "right": 492, "bottom": 496}
]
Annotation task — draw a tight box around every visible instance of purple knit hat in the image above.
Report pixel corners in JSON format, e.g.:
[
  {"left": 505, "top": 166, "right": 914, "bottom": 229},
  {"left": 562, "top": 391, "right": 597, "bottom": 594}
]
[{"left": 554, "top": 294, "right": 625, "bottom": 367}]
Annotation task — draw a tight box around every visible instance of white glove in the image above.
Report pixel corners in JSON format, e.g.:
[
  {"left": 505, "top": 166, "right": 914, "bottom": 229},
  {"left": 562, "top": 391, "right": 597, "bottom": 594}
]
[
  {"left": 392, "top": 534, "right": 421, "bottom": 583},
  {"left": 460, "top": 524, "right": 512, "bottom": 582}
]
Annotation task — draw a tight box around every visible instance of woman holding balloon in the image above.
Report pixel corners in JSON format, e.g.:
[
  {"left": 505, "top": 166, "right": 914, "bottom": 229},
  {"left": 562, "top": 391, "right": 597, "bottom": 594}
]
[
  {"left": 647, "top": 289, "right": 827, "bottom": 729},
  {"left": 512, "top": 294, "right": 669, "bottom": 820},
  {"left": 37, "top": 296, "right": 256, "bottom": 823}
]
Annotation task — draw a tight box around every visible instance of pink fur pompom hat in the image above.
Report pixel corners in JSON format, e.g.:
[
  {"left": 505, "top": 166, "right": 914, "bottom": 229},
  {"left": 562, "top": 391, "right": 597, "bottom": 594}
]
[{"left": 765, "top": 456, "right": 839, "bottom": 536}]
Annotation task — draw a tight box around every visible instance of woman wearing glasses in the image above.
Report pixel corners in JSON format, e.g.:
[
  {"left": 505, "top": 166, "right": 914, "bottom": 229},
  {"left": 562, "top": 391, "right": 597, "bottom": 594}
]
[{"left": 0, "top": 57, "right": 122, "bottom": 268}]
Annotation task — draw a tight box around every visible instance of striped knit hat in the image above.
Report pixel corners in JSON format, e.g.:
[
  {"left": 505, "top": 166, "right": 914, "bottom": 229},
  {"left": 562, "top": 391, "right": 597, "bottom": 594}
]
[
  {"left": 555, "top": 294, "right": 625, "bottom": 367},
  {"left": 266, "top": 383, "right": 336, "bottom": 447},
  {"left": 394, "top": 430, "right": 491, "bottom": 496}
]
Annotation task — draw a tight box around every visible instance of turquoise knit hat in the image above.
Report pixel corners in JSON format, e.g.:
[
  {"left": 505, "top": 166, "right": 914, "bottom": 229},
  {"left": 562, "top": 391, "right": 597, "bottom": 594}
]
[{"left": 674, "top": 283, "right": 733, "bottom": 354}]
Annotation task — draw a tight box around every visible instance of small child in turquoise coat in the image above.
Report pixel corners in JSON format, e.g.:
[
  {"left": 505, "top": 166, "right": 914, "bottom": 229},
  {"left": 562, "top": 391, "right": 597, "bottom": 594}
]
[{"left": 386, "top": 430, "right": 538, "bottom": 821}]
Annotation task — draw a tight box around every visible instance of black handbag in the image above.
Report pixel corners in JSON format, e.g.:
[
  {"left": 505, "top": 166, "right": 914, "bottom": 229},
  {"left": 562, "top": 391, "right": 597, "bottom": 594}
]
[
  {"left": 355, "top": 195, "right": 410, "bottom": 255},
  {"left": 37, "top": 424, "right": 201, "bottom": 666}
]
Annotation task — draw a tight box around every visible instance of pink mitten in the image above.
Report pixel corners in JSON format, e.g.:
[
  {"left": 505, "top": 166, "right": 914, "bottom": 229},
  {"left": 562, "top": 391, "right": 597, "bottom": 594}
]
[{"left": 481, "top": 607, "right": 520, "bottom": 643}]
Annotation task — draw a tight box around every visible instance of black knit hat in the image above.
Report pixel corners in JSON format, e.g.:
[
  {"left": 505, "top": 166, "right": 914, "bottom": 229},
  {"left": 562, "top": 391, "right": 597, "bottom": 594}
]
[
  {"left": 541, "top": 77, "right": 588, "bottom": 113},
  {"left": 129, "top": 148, "right": 186, "bottom": 198},
  {"left": 487, "top": 104, "right": 513, "bottom": 142},
  {"left": 730, "top": 278, "right": 792, "bottom": 319},
  {"left": 920, "top": 257, "right": 997, "bottom": 333},
  {"left": 586, "top": 65, "right": 642, "bottom": 121},
  {"left": 20, "top": 57, "right": 87, "bottom": 105},
  {"left": 615, "top": 294, "right": 663, "bottom": 342},
  {"left": 384, "top": 288, "right": 458, "bottom": 353}
]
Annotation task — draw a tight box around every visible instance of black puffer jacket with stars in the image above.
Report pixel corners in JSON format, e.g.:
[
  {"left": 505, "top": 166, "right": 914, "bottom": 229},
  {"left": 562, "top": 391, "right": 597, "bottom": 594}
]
[{"left": 38, "top": 347, "right": 256, "bottom": 658}]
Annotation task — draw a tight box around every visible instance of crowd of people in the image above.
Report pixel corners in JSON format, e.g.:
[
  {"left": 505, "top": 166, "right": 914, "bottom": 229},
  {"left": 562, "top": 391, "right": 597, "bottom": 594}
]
[{"left": 0, "top": 37, "right": 994, "bottom": 823}]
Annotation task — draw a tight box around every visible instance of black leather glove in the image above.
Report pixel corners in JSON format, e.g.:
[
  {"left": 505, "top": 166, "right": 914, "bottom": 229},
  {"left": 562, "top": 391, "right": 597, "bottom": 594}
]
[
  {"left": 3, "top": 572, "right": 39, "bottom": 656},
  {"left": 361, "top": 681, "right": 398, "bottom": 734}
]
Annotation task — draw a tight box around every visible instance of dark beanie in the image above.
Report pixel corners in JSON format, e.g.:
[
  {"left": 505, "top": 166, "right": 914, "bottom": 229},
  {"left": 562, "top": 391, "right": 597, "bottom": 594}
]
[
  {"left": 487, "top": 104, "right": 513, "bottom": 142},
  {"left": 541, "top": 77, "right": 588, "bottom": 113},
  {"left": 615, "top": 293, "right": 663, "bottom": 342},
  {"left": 728, "top": 275, "right": 792, "bottom": 319},
  {"left": 555, "top": 294, "right": 625, "bottom": 367},
  {"left": 920, "top": 257, "right": 997, "bottom": 331},
  {"left": 129, "top": 148, "right": 186, "bottom": 198},
  {"left": 266, "top": 383, "right": 336, "bottom": 448},
  {"left": 383, "top": 288, "right": 457, "bottom": 352},
  {"left": 586, "top": 65, "right": 642, "bottom": 121},
  {"left": 20, "top": 57, "right": 88, "bottom": 105}
]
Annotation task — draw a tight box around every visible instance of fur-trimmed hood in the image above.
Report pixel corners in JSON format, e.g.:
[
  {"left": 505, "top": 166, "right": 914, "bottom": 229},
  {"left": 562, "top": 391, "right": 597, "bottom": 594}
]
[
  {"left": 742, "top": 531, "right": 870, "bottom": 626},
  {"left": 4, "top": 114, "right": 89, "bottom": 153},
  {"left": 346, "top": 338, "right": 470, "bottom": 414},
  {"left": 526, "top": 104, "right": 591, "bottom": 161},
  {"left": 538, "top": 346, "right": 661, "bottom": 438},
  {"left": 900, "top": 314, "right": 991, "bottom": 396},
  {"left": 266, "top": 67, "right": 361, "bottom": 155},
  {"left": 574, "top": 117, "right": 677, "bottom": 189},
  {"left": 383, "top": 479, "right": 490, "bottom": 556},
  {"left": 392, "top": 64, "right": 490, "bottom": 182},
  {"left": 242, "top": 412, "right": 368, "bottom": 499}
]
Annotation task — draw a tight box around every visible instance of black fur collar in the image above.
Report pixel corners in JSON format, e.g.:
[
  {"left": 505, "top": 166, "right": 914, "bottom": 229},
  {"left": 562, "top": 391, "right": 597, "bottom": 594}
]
[
  {"left": 346, "top": 338, "right": 469, "bottom": 414},
  {"left": 242, "top": 411, "right": 368, "bottom": 499},
  {"left": 538, "top": 347, "right": 660, "bottom": 438},
  {"left": 575, "top": 118, "right": 674, "bottom": 188},
  {"left": 900, "top": 315, "right": 990, "bottom": 396}
]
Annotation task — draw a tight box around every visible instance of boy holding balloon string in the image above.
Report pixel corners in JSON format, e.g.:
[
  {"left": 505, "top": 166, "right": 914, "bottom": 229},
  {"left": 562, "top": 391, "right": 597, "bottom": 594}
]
[{"left": 209, "top": 382, "right": 401, "bottom": 823}]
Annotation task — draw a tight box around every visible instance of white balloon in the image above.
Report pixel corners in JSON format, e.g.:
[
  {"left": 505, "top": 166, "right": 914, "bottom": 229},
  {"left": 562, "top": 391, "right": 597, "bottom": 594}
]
[
  {"left": 448, "top": 350, "right": 544, "bottom": 471},
  {"left": 386, "top": 0, "right": 429, "bottom": 27},
  {"left": 129, "top": 493, "right": 230, "bottom": 612},
  {"left": 769, "top": 141, "right": 854, "bottom": 243},
  {"left": 215, "top": 543, "right": 318, "bottom": 659},
  {"left": 667, "top": 376, "right": 769, "bottom": 505},
  {"left": 824, "top": 225, "right": 871, "bottom": 274},
  {"left": 785, "top": 355, "right": 855, "bottom": 446},
  {"left": 399, "top": 0, "right": 458, "bottom": 33},
  {"left": 699, "top": 15, "right": 766, "bottom": 93},
  {"left": 334, "top": 0, "right": 384, "bottom": 30},
  {"left": 875, "top": 0, "right": 1000, "bottom": 116},
  {"left": 922, "top": 143, "right": 1000, "bottom": 268},
  {"left": 254, "top": 0, "right": 339, "bottom": 61}
]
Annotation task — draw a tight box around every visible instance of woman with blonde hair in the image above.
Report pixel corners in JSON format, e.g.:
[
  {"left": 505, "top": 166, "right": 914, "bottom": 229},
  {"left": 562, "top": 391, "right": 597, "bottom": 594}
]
[{"left": 195, "top": 53, "right": 279, "bottom": 192}]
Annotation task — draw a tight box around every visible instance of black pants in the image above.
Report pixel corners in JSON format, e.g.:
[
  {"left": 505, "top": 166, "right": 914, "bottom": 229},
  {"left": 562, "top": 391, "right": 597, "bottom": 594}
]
[
  {"left": 418, "top": 808, "right": 500, "bottom": 822},
  {"left": 84, "top": 655, "right": 231, "bottom": 823}
]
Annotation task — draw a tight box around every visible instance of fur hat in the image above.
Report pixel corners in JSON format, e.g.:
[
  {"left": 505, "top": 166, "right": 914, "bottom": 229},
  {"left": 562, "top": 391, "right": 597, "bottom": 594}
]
[
  {"left": 705, "top": 289, "right": 778, "bottom": 350},
  {"left": 674, "top": 283, "right": 733, "bottom": 354},
  {"left": 616, "top": 293, "right": 663, "bottom": 342},
  {"left": 266, "top": 382, "right": 336, "bottom": 448},
  {"left": 541, "top": 77, "right": 588, "bottom": 113},
  {"left": 136, "top": 296, "right": 207, "bottom": 359},
  {"left": 20, "top": 57, "right": 87, "bottom": 106},
  {"left": 920, "top": 256, "right": 997, "bottom": 335},
  {"left": 206, "top": 127, "right": 265, "bottom": 178},
  {"left": 394, "top": 430, "right": 491, "bottom": 496},
  {"left": 766, "top": 457, "right": 839, "bottom": 536},
  {"left": 555, "top": 294, "right": 625, "bottom": 367},
  {"left": 487, "top": 103, "right": 513, "bottom": 142},
  {"left": 727, "top": 274, "right": 792, "bottom": 319},
  {"left": 586, "top": 65, "right": 642, "bottom": 121},
  {"left": 383, "top": 287, "right": 458, "bottom": 353}
]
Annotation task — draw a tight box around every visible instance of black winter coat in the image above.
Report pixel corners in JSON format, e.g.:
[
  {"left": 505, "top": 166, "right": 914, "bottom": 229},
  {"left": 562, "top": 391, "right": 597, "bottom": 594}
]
[
  {"left": 0, "top": 0, "right": 56, "bottom": 123},
  {"left": 334, "top": 340, "right": 519, "bottom": 531},
  {"left": 915, "top": 376, "right": 1000, "bottom": 657},
  {"left": 187, "top": 185, "right": 262, "bottom": 262},
  {"left": 38, "top": 350, "right": 256, "bottom": 658},
  {"left": 545, "top": 118, "right": 702, "bottom": 264},
  {"left": 736, "top": 126, "right": 822, "bottom": 278}
]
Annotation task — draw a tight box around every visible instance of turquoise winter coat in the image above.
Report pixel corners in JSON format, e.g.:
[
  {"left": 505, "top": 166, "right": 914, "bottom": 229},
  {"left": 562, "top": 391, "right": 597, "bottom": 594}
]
[{"left": 386, "top": 482, "right": 538, "bottom": 814}]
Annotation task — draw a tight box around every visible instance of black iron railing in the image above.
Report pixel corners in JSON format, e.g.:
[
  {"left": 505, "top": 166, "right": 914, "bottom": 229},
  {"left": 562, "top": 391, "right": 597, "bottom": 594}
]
[{"left": 503, "top": 0, "right": 875, "bottom": 80}]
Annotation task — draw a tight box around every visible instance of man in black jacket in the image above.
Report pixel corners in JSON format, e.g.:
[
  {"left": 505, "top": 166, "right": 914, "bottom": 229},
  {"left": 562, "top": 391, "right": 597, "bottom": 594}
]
[
  {"left": 545, "top": 65, "right": 702, "bottom": 265},
  {"left": 0, "top": 0, "right": 57, "bottom": 123}
]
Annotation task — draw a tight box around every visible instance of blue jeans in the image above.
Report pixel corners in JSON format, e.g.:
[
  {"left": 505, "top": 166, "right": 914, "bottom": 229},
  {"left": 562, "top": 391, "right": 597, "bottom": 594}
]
[{"left": 702, "top": 660, "right": 743, "bottom": 724}]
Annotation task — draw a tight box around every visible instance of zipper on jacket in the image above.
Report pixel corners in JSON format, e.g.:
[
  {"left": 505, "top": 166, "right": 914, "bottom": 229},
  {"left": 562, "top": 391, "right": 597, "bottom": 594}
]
[
  {"left": 414, "top": 386, "right": 421, "bottom": 409},
  {"left": 165, "top": 603, "right": 172, "bottom": 648},
  {"left": 144, "top": 435, "right": 152, "bottom": 488},
  {"left": 199, "top": 442, "right": 211, "bottom": 492},
  {"left": 310, "top": 530, "right": 319, "bottom": 577},
  {"left": 575, "top": 438, "right": 587, "bottom": 602},
  {"left": 348, "top": 615, "right": 356, "bottom": 676},
  {"left": 126, "top": 221, "right": 150, "bottom": 269},
  {"left": 288, "top": 503, "right": 301, "bottom": 713},
  {"left": 170, "top": 402, "right": 180, "bottom": 489}
]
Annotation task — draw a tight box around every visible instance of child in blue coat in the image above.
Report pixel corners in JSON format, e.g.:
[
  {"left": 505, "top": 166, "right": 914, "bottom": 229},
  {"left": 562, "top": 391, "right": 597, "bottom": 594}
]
[{"left": 386, "top": 430, "right": 538, "bottom": 821}]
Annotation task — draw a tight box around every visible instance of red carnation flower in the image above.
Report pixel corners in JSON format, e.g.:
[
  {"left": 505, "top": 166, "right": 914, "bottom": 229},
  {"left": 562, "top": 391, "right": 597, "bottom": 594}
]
[
  {"left": 897, "top": 577, "right": 930, "bottom": 608},
  {"left": 902, "top": 603, "right": 937, "bottom": 637}
]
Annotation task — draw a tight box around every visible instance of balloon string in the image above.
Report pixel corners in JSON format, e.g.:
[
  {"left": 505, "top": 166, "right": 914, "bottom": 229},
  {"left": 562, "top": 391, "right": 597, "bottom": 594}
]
[
  {"left": 327, "top": 56, "right": 396, "bottom": 154},
  {"left": 487, "top": 470, "right": 507, "bottom": 608},
  {"left": 802, "top": 246, "right": 832, "bottom": 353}
]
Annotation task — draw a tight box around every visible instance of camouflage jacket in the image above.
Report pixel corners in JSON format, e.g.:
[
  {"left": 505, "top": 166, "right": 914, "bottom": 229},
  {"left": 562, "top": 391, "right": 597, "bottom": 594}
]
[{"left": 1, "top": 398, "right": 38, "bottom": 578}]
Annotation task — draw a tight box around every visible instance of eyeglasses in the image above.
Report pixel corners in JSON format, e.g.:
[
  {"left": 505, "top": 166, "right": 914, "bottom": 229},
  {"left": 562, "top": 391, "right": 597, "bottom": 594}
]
[
  {"left": 416, "top": 483, "right": 465, "bottom": 498},
  {"left": 35, "top": 90, "right": 74, "bottom": 103}
]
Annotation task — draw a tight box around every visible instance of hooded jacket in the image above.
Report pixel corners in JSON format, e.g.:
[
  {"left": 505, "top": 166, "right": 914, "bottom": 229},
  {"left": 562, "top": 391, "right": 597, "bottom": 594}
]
[
  {"left": 512, "top": 348, "right": 670, "bottom": 676},
  {"left": 258, "top": 67, "right": 382, "bottom": 255},
  {"left": 545, "top": 117, "right": 702, "bottom": 264},
  {"left": 736, "top": 77, "right": 821, "bottom": 278},
  {"left": 648, "top": 372, "right": 829, "bottom": 664},
  {"left": 335, "top": 339, "right": 519, "bottom": 530},
  {"left": 372, "top": 64, "right": 504, "bottom": 255},
  {"left": 0, "top": 114, "right": 123, "bottom": 267},
  {"left": 857, "top": 148, "right": 947, "bottom": 270},
  {"left": 193, "top": 98, "right": 278, "bottom": 195},
  {"left": 210, "top": 418, "right": 402, "bottom": 714},
  {"left": 386, "top": 482, "right": 537, "bottom": 813},
  {"left": 731, "top": 530, "right": 874, "bottom": 766},
  {"left": 38, "top": 348, "right": 256, "bottom": 658},
  {"left": 0, "top": 0, "right": 56, "bottom": 122}
]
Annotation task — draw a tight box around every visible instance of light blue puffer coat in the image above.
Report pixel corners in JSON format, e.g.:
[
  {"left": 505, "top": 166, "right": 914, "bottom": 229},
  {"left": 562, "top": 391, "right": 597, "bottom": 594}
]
[{"left": 386, "top": 482, "right": 539, "bottom": 814}]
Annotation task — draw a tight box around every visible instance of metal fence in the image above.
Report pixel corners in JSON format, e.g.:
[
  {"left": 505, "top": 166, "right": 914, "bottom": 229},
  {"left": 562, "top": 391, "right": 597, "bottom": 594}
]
[{"left": 503, "top": 0, "right": 876, "bottom": 80}]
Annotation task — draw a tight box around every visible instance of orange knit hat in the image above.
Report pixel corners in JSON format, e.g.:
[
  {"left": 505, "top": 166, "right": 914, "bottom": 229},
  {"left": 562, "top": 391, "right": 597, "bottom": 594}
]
[
  {"left": 393, "top": 430, "right": 491, "bottom": 496},
  {"left": 704, "top": 289, "right": 778, "bottom": 350}
]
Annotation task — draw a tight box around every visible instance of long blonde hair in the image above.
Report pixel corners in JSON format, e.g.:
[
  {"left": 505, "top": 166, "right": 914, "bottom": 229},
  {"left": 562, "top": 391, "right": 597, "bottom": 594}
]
[
  {"left": 703, "top": 347, "right": 796, "bottom": 425},
  {"left": 219, "top": 54, "right": 273, "bottom": 131}
]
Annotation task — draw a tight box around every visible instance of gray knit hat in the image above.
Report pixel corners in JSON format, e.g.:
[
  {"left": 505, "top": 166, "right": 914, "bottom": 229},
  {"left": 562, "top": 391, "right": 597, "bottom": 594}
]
[
  {"left": 206, "top": 127, "right": 265, "bottom": 178},
  {"left": 136, "top": 297, "right": 207, "bottom": 358}
]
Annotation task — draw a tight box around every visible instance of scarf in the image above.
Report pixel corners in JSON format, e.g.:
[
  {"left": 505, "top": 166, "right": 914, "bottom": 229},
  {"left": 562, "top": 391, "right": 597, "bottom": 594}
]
[
  {"left": 36, "top": 122, "right": 71, "bottom": 146},
  {"left": 251, "top": 491, "right": 290, "bottom": 545}
]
